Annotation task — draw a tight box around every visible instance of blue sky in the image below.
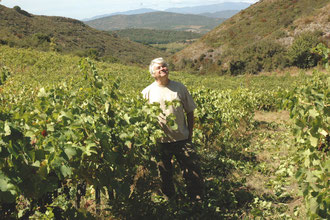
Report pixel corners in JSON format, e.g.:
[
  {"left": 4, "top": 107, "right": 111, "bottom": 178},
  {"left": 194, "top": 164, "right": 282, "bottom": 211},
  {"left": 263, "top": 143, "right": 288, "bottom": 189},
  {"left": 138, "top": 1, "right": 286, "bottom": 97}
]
[{"left": 1, "top": 0, "right": 259, "bottom": 20}]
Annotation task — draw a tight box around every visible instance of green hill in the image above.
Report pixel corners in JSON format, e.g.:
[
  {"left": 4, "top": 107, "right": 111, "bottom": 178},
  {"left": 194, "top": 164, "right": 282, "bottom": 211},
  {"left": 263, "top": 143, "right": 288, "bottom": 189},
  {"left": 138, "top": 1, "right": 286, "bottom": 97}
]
[
  {"left": 172, "top": 0, "right": 330, "bottom": 74},
  {"left": 0, "top": 5, "right": 165, "bottom": 65},
  {"left": 110, "top": 29, "right": 203, "bottom": 45},
  {"left": 85, "top": 12, "right": 225, "bottom": 34}
]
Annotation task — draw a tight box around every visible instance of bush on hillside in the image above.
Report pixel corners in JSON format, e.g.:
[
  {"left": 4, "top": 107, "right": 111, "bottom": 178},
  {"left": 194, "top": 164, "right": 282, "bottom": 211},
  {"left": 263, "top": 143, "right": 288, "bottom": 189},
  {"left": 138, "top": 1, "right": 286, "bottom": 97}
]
[
  {"left": 226, "top": 40, "right": 287, "bottom": 75},
  {"left": 0, "top": 40, "right": 8, "bottom": 45},
  {"left": 287, "top": 32, "right": 321, "bottom": 68},
  {"left": 241, "top": 40, "right": 287, "bottom": 74},
  {"left": 13, "top": 6, "right": 31, "bottom": 17},
  {"left": 33, "top": 33, "right": 51, "bottom": 43},
  {"left": 229, "top": 59, "right": 245, "bottom": 76},
  {"left": 75, "top": 48, "right": 103, "bottom": 61}
]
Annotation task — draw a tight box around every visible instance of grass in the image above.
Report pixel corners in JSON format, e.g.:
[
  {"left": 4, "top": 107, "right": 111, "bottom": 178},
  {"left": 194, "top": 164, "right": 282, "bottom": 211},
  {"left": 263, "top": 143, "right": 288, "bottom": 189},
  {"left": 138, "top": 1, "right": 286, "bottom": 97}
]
[{"left": 239, "top": 110, "right": 305, "bottom": 219}]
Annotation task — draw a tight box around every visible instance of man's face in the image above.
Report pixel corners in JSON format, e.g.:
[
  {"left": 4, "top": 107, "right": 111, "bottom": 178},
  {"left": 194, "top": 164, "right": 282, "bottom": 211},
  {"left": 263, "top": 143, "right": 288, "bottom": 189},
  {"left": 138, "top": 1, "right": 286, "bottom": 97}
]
[{"left": 152, "top": 63, "right": 169, "bottom": 79}]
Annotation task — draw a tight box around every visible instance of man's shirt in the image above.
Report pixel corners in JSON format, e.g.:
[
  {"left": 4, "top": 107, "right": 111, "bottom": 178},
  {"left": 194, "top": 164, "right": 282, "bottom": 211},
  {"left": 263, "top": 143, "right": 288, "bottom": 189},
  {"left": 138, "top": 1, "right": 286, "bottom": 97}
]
[{"left": 142, "top": 80, "right": 196, "bottom": 143}]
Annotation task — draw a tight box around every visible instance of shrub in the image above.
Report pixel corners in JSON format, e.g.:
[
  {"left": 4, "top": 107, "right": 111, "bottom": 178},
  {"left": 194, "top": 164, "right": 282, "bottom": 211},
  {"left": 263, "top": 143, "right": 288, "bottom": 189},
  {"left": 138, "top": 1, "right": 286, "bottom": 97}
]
[
  {"left": 287, "top": 32, "right": 321, "bottom": 68},
  {"left": 311, "top": 43, "right": 330, "bottom": 69},
  {"left": 13, "top": 6, "right": 21, "bottom": 12},
  {"left": 199, "top": 54, "right": 206, "bottom": 62},
  {"left": 33, "top": 33, "right": 51, "bottom": 43},
  {"left": 229, "top": 59, "right": 245, "bottom": 76},
  {"left": 13, "top": 6, "right": 31, "bottom": 17},
  {"left": 0, "top": 40, "right": 8, "bottom": 45},
  {"left": 240, "top": 40, "right": 287, "bottom": 74},
  {"left": 0, "top": 67, "right": 10, "bottom": 86}
]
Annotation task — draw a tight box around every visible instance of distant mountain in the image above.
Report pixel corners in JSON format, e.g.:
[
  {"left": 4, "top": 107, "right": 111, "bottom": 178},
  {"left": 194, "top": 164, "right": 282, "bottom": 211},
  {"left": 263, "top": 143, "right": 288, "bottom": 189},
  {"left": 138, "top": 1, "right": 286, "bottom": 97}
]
[
  {"left": 82, "top": 8, "right": 159, "bottom": 21},
  {"left": 0, "top": 5, "right": 164, "bottom": 64},
  {"left": 172, "top": 0, "right": 330, "bottom": 74},
  {"left": 85, "top": 12, "right": 225, "bottom": 34},
  {"left": 200, "top": 10, "right": 239, "bottom": 18},
  {"left": 165, "top": 2, "right": 251, "bottom": 14},
  {"left": 82, "top": 2, "right": 250, "bottom": 22}
]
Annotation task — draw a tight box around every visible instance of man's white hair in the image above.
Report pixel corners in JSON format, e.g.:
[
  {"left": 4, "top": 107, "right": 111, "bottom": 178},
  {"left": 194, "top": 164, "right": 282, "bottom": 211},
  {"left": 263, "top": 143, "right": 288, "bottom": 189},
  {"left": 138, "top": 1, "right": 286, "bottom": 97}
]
[{"left": 149, "top": 57, "right": 167, "bottom": 75}]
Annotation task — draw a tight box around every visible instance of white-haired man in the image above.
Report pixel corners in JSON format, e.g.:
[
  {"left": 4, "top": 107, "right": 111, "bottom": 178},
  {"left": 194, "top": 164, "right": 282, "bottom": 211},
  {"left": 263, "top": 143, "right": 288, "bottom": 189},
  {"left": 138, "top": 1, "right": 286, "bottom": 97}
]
[{"left": 142, "top": 57, "right": 204, "bottom": 201}]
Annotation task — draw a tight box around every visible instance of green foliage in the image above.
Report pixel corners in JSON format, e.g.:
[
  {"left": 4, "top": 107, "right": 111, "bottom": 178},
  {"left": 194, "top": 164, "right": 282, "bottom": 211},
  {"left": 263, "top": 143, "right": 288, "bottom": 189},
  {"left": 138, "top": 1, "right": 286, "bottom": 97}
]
[
  {"left": 229, "top": 59, "right": 245, "bottom": 76},
  {"left": 281, "top": 71, "right": 329, "bottom": 219},
  {"left": 0, "top": 58, "right": 165, "bottom": 218},
  {"left": 151, "top": 42, "right": 192, "bottom": 55},
  {"left": 311, "top": 43, "right": 330, "bottom": 69},
  {"left": 110, "top": 29, "right": 202, "bottom": 45},
  {"left": 13, "top": 6, "right": 31, "bottom": 17},
  {"left": 240, "top": 40, "right": 287, "bottom": 74},
  {"left": 33, "top": 33, "right": 51, "bottom": 43},
  {"left": 0, "top": 67, "right": 10, "bottom": 86},
  {"left": 227, "top": 40, "right": 288, "bottom": 75},
  {"left": 0, "top": 45, "right": 319, "bottom": 218},
  {"left": 287, "top": 32, "right": 321, "bottom": 68}
]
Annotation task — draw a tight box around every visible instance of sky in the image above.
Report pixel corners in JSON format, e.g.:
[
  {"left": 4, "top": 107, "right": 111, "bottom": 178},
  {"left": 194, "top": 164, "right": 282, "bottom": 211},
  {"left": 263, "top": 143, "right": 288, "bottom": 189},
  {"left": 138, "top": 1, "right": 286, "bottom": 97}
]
[{"left": 0, "top": 0, "right": 259, "bottom": 20}]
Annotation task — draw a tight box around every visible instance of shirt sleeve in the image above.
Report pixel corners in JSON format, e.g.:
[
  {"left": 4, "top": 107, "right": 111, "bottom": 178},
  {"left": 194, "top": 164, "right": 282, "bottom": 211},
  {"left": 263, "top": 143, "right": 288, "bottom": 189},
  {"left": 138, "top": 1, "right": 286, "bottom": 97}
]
[
  {"left": 141, "top": 86, "right": 150, "bottom": 100},
  {"left": 181, "top": 85, "right": 196, "bottom": 113}
]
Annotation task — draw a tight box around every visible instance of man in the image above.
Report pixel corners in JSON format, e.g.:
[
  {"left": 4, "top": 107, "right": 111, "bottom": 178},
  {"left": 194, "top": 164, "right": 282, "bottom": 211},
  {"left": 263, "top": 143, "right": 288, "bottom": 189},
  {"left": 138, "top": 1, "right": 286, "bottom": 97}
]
[{"left": 142, "top": 57, "right": 204, "bottom": 201}]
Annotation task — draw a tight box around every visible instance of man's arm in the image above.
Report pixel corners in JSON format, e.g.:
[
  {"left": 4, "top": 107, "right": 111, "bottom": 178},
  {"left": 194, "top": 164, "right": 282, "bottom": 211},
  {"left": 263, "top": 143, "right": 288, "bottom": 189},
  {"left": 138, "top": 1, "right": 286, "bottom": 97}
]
[{"left": 187, "top": 111, "right": 194, "bottom": 141}]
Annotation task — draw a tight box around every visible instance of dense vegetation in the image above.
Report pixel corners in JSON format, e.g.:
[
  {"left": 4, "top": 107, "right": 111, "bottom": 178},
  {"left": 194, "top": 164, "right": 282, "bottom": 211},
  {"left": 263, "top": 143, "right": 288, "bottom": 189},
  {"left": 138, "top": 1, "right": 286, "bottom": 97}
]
[
  {"left": 85, "top": 12, "right": 225, "bottom": 34},
  {"left": 282, "top": 72, "right": 329, "bottom": 218},
  {"left": 109, "top": 29, "right": 202, "bottom": 45},
  {"left": 172, "top": 0, "right": 330, "bottom": 75},
  {"left": 0, "top": 45, "right": 328, "bottom": 219},
  {"left": 0, "top": 4, "right": 164, "bottom": 65}
]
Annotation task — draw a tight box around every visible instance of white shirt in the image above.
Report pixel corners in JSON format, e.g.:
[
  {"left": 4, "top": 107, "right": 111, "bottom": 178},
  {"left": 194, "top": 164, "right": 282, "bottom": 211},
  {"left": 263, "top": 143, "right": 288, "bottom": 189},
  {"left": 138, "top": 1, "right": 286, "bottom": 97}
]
[{"left": 142, "top": 80, "right": 196, "bottom": 143}]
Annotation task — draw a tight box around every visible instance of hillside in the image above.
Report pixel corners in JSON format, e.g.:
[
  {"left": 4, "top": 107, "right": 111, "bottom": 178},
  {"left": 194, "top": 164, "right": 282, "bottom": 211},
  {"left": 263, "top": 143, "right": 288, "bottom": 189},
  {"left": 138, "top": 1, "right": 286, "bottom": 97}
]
[
  {"left": 85, "top": 12, "right": 225, "bottom": 34},
  {"left": 200, "top": 10, "right": 240, "bottom": 18},
  {"left": 0, "top": 5, "right": 164, "bottom": 65},
  {"left": 172, "top": 0, "right": 330, "bottom": 74}
]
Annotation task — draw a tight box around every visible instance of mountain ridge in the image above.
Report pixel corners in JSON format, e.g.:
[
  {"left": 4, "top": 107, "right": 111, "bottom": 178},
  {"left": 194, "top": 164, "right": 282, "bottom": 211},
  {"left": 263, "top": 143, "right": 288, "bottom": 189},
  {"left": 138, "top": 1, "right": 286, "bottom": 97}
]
[
  {"left": 82, "top": 8, "right": 159, "bottom": 21},
  {"left": 0, "top": 4, "right": 164, "bottom": 65},
  {"left": 171, "top": 0, "right": 330, "bottom": 74},
  {"left": 84, "top": 11, "right": 225, "bottom": 34},
  {"left": 165, "top": 2, "right": 251, "bottom": 14},
  {"left": 81, "top": 2, "right": 251, "bottom": 22}
]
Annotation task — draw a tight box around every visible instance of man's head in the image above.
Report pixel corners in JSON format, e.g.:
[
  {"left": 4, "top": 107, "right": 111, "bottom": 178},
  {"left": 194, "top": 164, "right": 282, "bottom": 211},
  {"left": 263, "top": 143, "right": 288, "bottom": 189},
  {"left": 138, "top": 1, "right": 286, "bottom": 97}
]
[{"left": 149, "top": 57, "right": 169, "bottom": 77}]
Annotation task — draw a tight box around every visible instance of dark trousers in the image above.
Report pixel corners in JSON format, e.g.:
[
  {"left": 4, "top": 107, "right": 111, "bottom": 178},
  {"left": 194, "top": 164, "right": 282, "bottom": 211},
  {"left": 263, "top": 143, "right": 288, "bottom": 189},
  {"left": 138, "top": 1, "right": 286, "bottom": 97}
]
[{"left": 157, "top": 140, "right": 204, "bottom": 200}]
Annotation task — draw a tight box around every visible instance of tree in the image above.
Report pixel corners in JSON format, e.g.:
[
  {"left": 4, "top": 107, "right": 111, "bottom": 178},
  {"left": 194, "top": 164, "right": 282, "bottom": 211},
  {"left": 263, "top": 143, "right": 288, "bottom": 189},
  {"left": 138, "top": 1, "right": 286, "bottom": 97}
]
[{"left": 288, "top": 32, "right": 321, "bottom": 68}]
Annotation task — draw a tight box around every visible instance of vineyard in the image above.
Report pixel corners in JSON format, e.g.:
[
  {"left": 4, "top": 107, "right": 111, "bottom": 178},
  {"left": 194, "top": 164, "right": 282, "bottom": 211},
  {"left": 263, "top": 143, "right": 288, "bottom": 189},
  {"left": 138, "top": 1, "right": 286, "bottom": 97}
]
[{"left": 0, "top": 45, "right": 329, "bottom": 219}]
